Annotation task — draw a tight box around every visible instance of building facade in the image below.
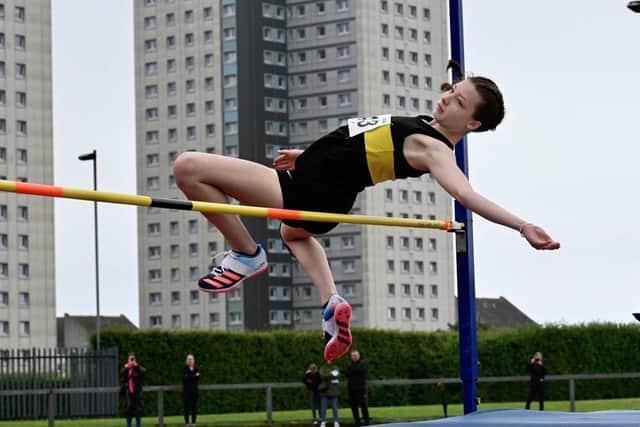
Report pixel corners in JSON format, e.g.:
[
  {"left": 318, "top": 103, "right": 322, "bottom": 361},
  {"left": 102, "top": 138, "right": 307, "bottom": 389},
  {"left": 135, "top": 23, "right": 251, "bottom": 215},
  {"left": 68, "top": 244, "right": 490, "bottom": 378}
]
[
  {"left": 0, "top": 0, "right": 56, "bottom": 349},
  {"left": 135, "top": 0, "right": 455, "bottom": 332}
]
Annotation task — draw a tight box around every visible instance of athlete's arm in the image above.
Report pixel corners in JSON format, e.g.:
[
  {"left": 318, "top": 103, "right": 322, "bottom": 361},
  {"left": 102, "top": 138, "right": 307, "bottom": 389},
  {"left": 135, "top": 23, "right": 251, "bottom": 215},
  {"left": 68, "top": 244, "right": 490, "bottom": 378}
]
[
  {"left": 273, "top": 149, "right": 304, "bottom": 171},
  {"left": 414, "top": 138, "right": 559, "bottom": 250}
]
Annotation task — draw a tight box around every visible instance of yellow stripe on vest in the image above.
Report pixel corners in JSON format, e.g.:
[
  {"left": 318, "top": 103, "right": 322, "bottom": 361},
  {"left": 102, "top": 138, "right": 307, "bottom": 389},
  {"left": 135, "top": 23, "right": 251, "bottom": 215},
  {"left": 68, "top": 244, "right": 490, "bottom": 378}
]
[{"left": 364, "top": 124, "right": 395, "bottom": 184}]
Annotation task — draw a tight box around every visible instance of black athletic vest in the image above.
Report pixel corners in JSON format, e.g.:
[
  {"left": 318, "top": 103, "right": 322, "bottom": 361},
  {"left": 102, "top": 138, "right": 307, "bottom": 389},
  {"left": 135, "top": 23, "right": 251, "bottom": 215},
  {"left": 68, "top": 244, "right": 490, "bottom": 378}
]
[{"left": 296, "top": 115, "right": 453, "bottom": 193}]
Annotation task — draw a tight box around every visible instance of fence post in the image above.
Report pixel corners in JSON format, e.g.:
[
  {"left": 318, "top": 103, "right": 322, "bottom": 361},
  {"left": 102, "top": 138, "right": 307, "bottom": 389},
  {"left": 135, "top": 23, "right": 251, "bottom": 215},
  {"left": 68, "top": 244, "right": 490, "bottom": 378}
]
[
  {"left": 47, "top": 389, "right": 55, "bottom": 427},
  {"left": 569, "top": 378, "right": 576, "bottom": 412},
  {"left": 157, "top": 389, "right": 164, "bottom": 427},
  {"left": 266, "top": 385, "right": 273, "bottom": 425}
]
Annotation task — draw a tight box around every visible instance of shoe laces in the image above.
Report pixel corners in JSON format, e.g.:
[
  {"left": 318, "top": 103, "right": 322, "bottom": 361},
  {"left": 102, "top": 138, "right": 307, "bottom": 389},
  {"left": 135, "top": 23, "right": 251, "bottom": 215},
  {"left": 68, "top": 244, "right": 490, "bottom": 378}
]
[{"left": 207, "top": 250, "right": 231, "bottom": 272}]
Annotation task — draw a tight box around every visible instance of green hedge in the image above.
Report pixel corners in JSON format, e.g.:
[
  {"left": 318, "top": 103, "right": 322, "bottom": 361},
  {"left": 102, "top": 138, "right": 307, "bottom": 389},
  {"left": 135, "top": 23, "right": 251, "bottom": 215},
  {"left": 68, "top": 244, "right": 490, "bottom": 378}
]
[{"left": 98, "top": 323, "right": 640, "bottom": 416}]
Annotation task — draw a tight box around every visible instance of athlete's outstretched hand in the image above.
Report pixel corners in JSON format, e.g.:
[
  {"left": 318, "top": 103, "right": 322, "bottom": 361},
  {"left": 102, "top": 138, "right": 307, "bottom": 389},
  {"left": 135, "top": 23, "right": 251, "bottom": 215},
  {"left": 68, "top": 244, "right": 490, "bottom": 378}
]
[
  {"left": 273, "top": 149, "right": 304, "bottom": 171},
  {"left": 521, "top": 224, "right": 560, "bottom": 250}
]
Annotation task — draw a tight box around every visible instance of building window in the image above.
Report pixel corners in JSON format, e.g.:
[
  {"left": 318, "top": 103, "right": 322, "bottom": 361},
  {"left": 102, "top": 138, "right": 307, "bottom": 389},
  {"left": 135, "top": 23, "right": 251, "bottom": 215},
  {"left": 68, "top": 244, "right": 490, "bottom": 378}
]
[
  {"left": 229, "top": 312, "right": 242, "bottom": 325},
  {"left": 430, "top": 284, "right": 438, "bottom": 298},
  {"left": 416, "top": 284, "right": 425, "bottom": 297},
  {"left": 209, "top": 312, "right": 220, "bottom": 326},
  {"left": 414, "top": 237, "right": 424, "bottom": 250},
  {"left": 0, "top": 234, "right": 6, "bottom": 249},
  {"left": 342, "top": 260, "right": 355, "bottom": 273},
  {"left": 387, "top": 307, "right": 396, "bottom": 320},
  {"left": 147, "top": 222, "right": 160, "bottom": 236},
  {"left": 15, "top": 6, "right": 25, "bottom": 22},
  {"left": 400, "top": 236, "right": 409, "bottom": 249},
  {"left": 429, "top": 262, "right": 438, "bottom": 274},
  {"left": 189, "top": 267, "right": 200, "bottom": 281},
  {"left": 145, "top": 108, "right": 159, "bottom": 121},
  {"left": 415, "top": 261, "right": 424, "bottom": 274},
  {"left": 427, "top": 191, "right": 436, "bottom": 204},
  {"left": 16, "top": 148, "right": 27, "bottom": 164},
  {"left": 337, "top": 45, "right": 350, "bottom": 58},
  {"left": 336, "top": 0, "right": 349, "bottom": 11},
  {"left": 148, "top": 246, "right": 161, "bottom": 259},
  {"left": 386, "top": 260, "right": 395, "bottom": 273},
  {"left": 0, "top": 292, "right": 8, "bottom": 307},
  {"left": 190, "top": 290, "right": 200, "bottom": 304},
  {"left": 16, "top": 120, "right": 27, "bottom": 136},
  {"left": 401, "top": 283, "right": 410, "bottom": 297},
  {"left": 402, "top": 307, "right": 411, "bottom": 320},
  {"left": 149, "top": 269, "right": 161, "bottom": 282},
  {"left": 19, "top": 321, "right": 30, "bottom": 337},
  {"left": 222, "top": 4, "right": 236, "bottom": 17},
  {"left": 431, "top": 307, "right": 439, "bottom": 320},
  {"left": 170, "top": 244, "right": 180, "bottom": 258},
  {"left": 149, "top": 292, "right": 162, "bottom": 306},
  {"left": 171, "top": 315, "right": 182, "bottom": 329},
  {"left": 0, "top": 263, "right": 7, "bottom": 279},
  {"left": 150, "top": 316, "right": 162, "bottom": 328},
  {"left": 417, "top": 307, "right": 425, "bottom": 321},
  {"left": 17, "top": 206, "right": 28, "bottom": 221},
  {"left": 400, "top": 260, "right": 410, "bottom": 274}
]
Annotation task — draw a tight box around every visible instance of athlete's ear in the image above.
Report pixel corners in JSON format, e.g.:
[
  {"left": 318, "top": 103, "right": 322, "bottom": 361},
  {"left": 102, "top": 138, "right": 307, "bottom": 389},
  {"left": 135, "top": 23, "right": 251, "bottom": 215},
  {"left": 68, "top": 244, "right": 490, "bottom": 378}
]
[{"left": 466, "top": 120, "right": 481, "bottom": 131}]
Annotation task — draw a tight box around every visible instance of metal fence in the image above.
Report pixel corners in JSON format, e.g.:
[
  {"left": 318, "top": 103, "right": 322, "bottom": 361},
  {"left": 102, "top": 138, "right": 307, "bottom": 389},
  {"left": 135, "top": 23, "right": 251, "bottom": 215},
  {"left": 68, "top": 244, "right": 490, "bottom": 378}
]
[
  {"left": 1, "top": 372, "right": 639, "bottom": 426},
  {"left": 0, "top": 347, "right": 119, "bottom": 420}
]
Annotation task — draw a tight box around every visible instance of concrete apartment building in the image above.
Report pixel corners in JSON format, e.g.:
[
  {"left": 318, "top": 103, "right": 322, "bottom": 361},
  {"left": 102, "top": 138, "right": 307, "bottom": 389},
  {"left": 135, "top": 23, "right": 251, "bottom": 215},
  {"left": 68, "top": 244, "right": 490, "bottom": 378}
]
[
  {"left": 0, "top": 0, "right": 56, "bottom": 349},
  {"left": 135, "top": 0, "right": 455, "bottom": 332}
]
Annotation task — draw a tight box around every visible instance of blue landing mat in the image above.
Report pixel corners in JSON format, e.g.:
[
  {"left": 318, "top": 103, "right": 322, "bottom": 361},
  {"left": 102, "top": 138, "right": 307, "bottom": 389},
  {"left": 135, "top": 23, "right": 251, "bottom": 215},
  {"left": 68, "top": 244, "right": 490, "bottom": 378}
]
[{"left": 374, "top": 409, "right": 640, "bottom": 426}]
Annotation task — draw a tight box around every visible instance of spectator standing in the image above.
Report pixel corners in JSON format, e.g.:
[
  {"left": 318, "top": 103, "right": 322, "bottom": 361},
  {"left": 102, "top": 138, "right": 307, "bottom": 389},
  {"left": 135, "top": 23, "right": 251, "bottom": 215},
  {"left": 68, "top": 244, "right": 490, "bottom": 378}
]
[
  {"left": 120, "top": 353, "right": 145, "bottom": 427},
  {"left": 182, "top": 354, "right": 201, "bottom": 427},
  {"left": 525, "top": 352, "right": 546, "bottom": 410},
  {"left": 345, "top": 350, "right": 370, "bottom": 426},
  {"left": 319, "top": 360, "right": 341, "bottom": 427},
  {"left": 303, "top": 363, "right": 322, "bottom": 424}
]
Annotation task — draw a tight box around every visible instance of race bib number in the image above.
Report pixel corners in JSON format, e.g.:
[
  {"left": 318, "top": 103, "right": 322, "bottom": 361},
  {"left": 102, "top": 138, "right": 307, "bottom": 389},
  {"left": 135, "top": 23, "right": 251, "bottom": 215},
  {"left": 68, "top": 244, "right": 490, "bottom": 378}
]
[{"left": 347, "top": 114, "right": 391, "bottom": 137}]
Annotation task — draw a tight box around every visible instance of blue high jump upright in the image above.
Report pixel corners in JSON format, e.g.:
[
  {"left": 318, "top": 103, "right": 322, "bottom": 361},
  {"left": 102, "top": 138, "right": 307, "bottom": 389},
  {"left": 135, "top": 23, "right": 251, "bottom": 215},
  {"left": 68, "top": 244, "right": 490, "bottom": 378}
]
[{"left": 449, "top": 0, "right": 479, "bottom": 414}]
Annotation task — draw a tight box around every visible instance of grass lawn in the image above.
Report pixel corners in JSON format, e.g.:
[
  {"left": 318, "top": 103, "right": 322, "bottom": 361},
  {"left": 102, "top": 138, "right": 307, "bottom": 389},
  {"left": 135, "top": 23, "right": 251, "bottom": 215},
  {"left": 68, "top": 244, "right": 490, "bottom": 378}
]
[{"left": 0, "top": 398, "right": 638, "bottom": 427}]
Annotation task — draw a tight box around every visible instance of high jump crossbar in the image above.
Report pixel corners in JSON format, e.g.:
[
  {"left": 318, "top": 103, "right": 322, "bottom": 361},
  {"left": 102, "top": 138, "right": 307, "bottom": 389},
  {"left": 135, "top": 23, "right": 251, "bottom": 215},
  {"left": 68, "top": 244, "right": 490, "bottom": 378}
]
[{"left": 0, "top": 180, "right": 463, "bottom": 231}]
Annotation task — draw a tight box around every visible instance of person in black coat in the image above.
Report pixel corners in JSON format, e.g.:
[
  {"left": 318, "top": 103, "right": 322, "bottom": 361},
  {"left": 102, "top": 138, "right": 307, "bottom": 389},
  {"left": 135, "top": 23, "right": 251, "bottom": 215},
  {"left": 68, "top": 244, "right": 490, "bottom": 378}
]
[
  {"left": 525, "top": 352, "right": 546, "bottom": 410},
  {"left": 182, "top": 353, "right": 201, "bottom": 427},
  {"left": 345, "top": 350, "right": 370, "bottom": 426},
  {"left": 120, "top": 353, "right": 145, "bottom": 427},
  {"left": 303, "top": 363, "right": 322, "bottom": 424}
]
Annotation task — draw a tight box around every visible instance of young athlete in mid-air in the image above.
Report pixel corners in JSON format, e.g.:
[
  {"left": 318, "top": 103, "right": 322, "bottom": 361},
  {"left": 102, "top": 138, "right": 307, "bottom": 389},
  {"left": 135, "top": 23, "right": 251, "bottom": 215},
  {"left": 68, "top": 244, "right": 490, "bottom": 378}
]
[{"left": 174, "top": 73, "right": 560, "bottom": 361}]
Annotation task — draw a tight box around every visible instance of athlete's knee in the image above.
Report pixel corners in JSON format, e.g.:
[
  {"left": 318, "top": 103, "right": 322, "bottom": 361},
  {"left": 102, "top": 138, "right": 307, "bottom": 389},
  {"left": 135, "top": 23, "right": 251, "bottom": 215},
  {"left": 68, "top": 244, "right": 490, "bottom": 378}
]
[
  {"left": 173, "top": 152, "right": 202, "bottom": 189},
  {"left": 280, "top": 224, "right": 312, "bottom": 243}
]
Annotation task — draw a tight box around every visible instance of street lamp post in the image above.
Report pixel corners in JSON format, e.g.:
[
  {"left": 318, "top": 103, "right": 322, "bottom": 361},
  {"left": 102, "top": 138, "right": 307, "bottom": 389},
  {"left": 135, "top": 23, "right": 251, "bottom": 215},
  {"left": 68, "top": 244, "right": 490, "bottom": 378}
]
[{"left": 78, "top": 150, "right": 100, "bottom": 352}]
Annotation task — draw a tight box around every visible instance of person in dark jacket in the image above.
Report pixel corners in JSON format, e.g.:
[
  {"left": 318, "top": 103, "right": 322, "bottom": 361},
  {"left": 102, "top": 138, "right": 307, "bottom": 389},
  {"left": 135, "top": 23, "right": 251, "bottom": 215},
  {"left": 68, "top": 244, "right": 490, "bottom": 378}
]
[
  {"left": 525, "top": 352, "right": 546, "bottom": 410},
  {"left": 120, "top": 353, "right": 145, "bottom": 427},
  {"left": 345, "top": 350, "right": 370, "bottom": 426},
  {"left": 182, "top": 353, "right": 201, "bottom": 427},
  {"left": 303, "top": 363, "right": 322, "bottom": 424},
  {"left": 319, "top": 360, "right": 341, "bottom": 427}
]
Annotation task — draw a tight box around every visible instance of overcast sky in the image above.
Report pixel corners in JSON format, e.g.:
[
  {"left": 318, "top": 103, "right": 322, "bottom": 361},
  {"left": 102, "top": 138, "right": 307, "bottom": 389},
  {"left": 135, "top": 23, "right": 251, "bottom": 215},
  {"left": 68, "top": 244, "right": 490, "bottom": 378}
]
[{"left": 52, "top": 1, "right": 640, "bottom": 327}]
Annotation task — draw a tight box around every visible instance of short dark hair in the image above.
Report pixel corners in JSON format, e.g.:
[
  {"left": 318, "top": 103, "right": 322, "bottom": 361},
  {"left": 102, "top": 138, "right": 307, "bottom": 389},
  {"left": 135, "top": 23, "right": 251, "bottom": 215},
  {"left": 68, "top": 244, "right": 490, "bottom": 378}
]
[
  {"left": 468, "top": 76, "right": 505, "bottom": 132},
  {"left": 444, "top": 60, "right": 505, "bottom": 132}
]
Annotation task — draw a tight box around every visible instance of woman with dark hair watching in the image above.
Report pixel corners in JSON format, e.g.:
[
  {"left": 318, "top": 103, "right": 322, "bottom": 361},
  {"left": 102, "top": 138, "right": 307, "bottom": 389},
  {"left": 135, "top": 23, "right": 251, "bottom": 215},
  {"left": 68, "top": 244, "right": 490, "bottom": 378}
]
[{"left": 121, "top": 353, "right": 145, "bottom": 427}]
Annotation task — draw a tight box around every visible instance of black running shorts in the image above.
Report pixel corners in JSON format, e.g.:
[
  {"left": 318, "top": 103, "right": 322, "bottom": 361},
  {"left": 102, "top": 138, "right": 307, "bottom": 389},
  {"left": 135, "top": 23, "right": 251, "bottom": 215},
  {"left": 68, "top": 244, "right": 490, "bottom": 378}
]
[{"left": 277, "top": 169, "right": 358, "bottom": 235}]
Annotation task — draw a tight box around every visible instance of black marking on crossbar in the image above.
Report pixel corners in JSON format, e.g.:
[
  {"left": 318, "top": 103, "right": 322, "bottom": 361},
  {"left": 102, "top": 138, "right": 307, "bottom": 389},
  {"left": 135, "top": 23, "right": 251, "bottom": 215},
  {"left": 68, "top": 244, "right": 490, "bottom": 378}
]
[{"left": 151, "top": 198, "right": 194, "bottom": 210}]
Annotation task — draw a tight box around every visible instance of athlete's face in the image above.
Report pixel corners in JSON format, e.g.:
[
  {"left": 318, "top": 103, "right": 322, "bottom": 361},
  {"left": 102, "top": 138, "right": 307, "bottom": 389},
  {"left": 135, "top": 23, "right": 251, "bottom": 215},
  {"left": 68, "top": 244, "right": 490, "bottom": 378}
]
[{"left": 434, "top": 79, "right": 483, "bottom": 134}]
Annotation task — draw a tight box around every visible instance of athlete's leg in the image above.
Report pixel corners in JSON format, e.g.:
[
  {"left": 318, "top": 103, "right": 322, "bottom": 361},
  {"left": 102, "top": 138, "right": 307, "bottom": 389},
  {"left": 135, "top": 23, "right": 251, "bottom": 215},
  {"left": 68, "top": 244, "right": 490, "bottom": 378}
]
[
  {"left": 280, "top": 225, "right": 336, "bottom": 303},
  {"left": 174, "top": 152, "right": 283, "bottom": 254},
  {"left": 281, "top": 224, "right": 352, "bottom": 361}
]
